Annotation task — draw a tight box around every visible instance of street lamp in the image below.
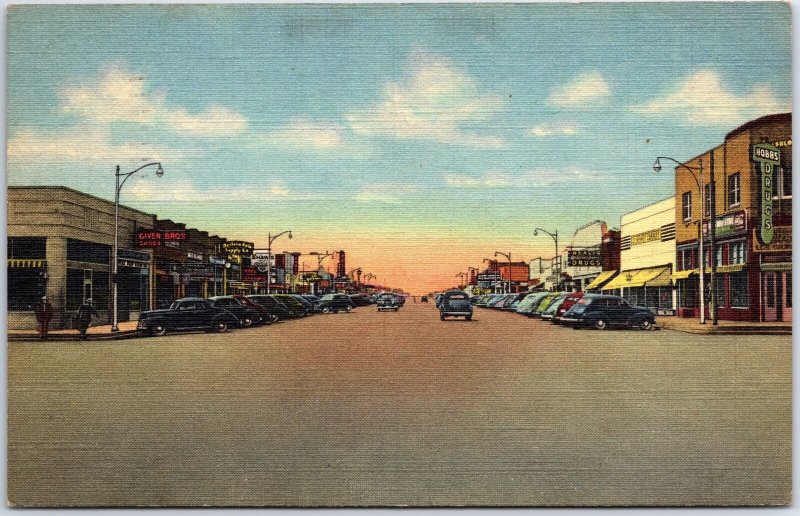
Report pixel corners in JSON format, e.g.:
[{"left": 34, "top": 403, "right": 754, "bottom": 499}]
[
  {"left": 494, "top": 251, "right": 512, "bottom": 294},
  {"left": 533, "top": 228, "right": 559, "bottom": 291},
  {"left": 266, "top": 230, "right": 292, "bottom": 294},
  {"left": 113, "top": 162, "right": 164, "bottom": 332},
  {"left": 654, "top": 156, "right": 710, "bottom": 324},
  {"left": 455, "top": 272, "right": 467, "bottom": 289}
]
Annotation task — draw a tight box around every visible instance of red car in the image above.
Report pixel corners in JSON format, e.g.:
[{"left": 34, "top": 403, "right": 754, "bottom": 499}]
[
  {"left": 553, "top": 292, "right": 585, "bottom": 324},
  {"left": 232, "top": 294, "right": 276, "bottom": 324}
]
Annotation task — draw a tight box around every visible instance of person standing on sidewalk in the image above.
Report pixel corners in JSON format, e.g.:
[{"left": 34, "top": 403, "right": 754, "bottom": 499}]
[
  {"left": 34, "top": 296, "right": 54, "bottom": 340},
  {"left": 75, "top": 298, "right": 99, "bottom": 340}
]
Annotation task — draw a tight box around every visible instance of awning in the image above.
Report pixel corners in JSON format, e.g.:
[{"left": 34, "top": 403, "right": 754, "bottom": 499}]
[
  {"left": 8, "top": 259, "right": 46, "bottom": 268},
  {"left": 602, "top": 266, "right": 672, "bottom": 290},
  {"left": 584, "top": 270, "right": 618, "bottom": 290},
  {"left": 671, "top": 269, "right": 698, "bottom": 281}
]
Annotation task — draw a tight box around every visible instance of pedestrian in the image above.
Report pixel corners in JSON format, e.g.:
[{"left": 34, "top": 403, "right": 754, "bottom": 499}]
[
  {"left": 34, "top": 295, "right": 54, "bottom": 340},
  {"left": 75, "top": 298, "right": 99, "bottom": 340}
]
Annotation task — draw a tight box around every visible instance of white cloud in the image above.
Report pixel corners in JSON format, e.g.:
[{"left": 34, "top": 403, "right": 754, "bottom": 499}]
[
  {"left": 126, "top": 179, "right": 321, "bottom": 203},
  {"left": 547, "top": 72, "right": 610, "bottom": 108},
  {"left": 7, "top": 125, "right": 187, "bottom": 166},
  {"left": 352, "top": 184, "right": 417, "bottom": 204},
  {"left": 445, "top": 167, "right": 600, "bottom": 188},
  {"left": 347, "top": 52, "right": 506, "bottom": 147},
  {"left": 631, "top": 70, "right": 789, "bottom": 125},
  {"left": 60, "top": 66, "right": 247, "bottom": 136},
  {"left": 531, "top": 122, "right": 580, "bottom": 137},
  {"left": 264, "top": 118, "right": 347, "bottom": 150}
]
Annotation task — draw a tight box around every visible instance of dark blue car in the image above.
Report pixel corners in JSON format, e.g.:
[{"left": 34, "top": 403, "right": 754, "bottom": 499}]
[{"left": 559, "top": 294, "right": 656, "bottom": 330}]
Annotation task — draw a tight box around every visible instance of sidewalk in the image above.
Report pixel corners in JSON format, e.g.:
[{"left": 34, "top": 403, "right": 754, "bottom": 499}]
[
  {"left": 656, "top": 316, "right": 792, "bottom": 335},
  {"left": 7, "top": 321, "right": 142, "bottom": 342}
]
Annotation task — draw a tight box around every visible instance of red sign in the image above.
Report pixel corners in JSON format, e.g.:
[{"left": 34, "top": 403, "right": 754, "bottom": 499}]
[
  {"left": 136, "top": 230, "right": 187, "bottom": 248},
  {"left": 320, "top": 279, "right": 330, "bottom": 288},
  {"left": 242, "top": 267, "right": 268, "bottom": 281}
]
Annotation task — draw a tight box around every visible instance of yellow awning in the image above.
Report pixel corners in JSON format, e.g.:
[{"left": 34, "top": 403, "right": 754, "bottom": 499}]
[
  {"left": 584, "top": 270, "right": 618, "bottom": 290},
  {"left": 8, "top": 259, "right": 46, "bottom": 268},
  {"left": 671, "top": 269, "right": 698, "bottom": 280},
  {"left": 602, "top": 266, "right": 672, "bottom": 290}
]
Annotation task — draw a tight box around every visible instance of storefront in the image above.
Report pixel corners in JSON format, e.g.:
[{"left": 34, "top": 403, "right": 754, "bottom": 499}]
[
  {"left": 603, "top": 198, "right": 676, "bottom": 314},
  {"left": 8, "top": 187, "right": 155, "bottom": 329},
  {"left": 672, "top": 112, "right": 791, "bottom": 322}
]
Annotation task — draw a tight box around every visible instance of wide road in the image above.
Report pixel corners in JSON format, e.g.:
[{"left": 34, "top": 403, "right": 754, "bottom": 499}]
[{"left": 8, "top": 303, "right": 791, "bottom": 506}]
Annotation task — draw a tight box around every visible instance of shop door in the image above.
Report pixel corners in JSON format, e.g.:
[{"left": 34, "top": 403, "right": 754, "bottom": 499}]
[
  {"left": 762, "top": 272, "right": 782, "bottom": 322},
  {"left": 782, "top": 272, "right": 792, "bottom": 322}
]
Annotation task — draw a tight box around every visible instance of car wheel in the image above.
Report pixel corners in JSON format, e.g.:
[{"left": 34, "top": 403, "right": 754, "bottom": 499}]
[
  {"left": 242, "top": 317, "right": 253, "bottom": 327},
  {"left": 213, "top": 321, "right": 228, "bottom": 333},
  {"left": 466, "top": 315, "right": 472, "bottom": 321},
  {"left": 269, "top": 314, "right": 279, "bottom": 324},
  {"left": 440, "top": 315, "right": 446, "bottom": 321},
  {"left": 346, "top": 306, "right": 353, "bottom": 313},
  {"left": 322, "top": 307, "right": 332, "bottom": 314},
  {"left": 639, "top": 318, "right": 654, "bottom": 331},
  {"left": 593, "top": 319, "right": 608, "bottom": 330},
  {"left": 150, "top": 324, "right": 166, "bottom": 337}
]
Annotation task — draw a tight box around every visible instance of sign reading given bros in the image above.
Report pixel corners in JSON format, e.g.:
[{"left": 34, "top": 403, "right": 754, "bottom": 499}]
[
  {"left": 751, "top": 143, "right": 780, "bottom": 245},
  {"left": 136, "top": 229, "right": 186, "bottom": 248}
]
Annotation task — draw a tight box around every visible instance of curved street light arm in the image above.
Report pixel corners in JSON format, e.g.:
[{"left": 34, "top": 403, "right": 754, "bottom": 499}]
[
  {"left": 653, "top": 156, "right": 702, "bottom": 190},
  {"left": 116, "top": 162, "right": 163, "bottom": 191}
]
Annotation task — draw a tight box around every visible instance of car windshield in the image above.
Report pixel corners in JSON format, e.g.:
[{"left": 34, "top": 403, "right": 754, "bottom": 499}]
[{"left": 320, "top": 294, "right": 335, "bottom": 301}]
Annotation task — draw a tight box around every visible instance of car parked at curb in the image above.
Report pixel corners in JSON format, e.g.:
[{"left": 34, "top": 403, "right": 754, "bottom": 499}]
[
  {"left": 317, "top": 293, "right": 354, "bottom": 314},
  {"left": 208, "top": 296, "right": 264, "bottom": 327},
  {"left": 246, "top": 295, "right": 292, "bottom": 322},
  {"left": 553, "top": 292, "right": 586, "bottom": 324},
  {"left": 540, "top": 293, "right": 569, "bottom": 321},
  {"left": 137, "top": 297, "right": 240, "bottom": 337},
  {"left": 560, "top": 294, "right": 656, "bottom": 330},
  {"left": 232, "top": 294, "right": 274, "bottom": 324}
]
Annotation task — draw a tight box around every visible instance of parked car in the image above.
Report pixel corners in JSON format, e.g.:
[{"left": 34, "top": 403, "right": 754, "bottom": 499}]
[
  {"left": 439, "top": 290, "right": 473, "bottom": 321},
  {"left": 246, "top": 295, "right": 292, "bottom": 321},
  {"left": 376, "top": 292, "right": 401, "bottom": 311},
  {"left": 137, "top": 297, "right": 240, "bottom": 336},
  {"left": 287, "top": 294, "right": 316, "bottom": 315},
  {"left": 531, "top": 293, "right": 562, "bottom": 317},
  {"left": 273, "top": 294, "right": 309, "bottom": 317},
  {"left": 232, "top": 294, "right": 275, "bottom": 324},
  {"left": 553, "top": 292, "right": 586, "bottom": 324},
  {"left": 540, "top": 293, "right": 569, "bottom": 321},
  {"left": 349, "top": 293, "right": 373, "bottom": 307},
  {"left": 317, "top": 293, "right": 354, "bottom": 314},
  {"left": 515, "top": 292, "right": 550, "bottom": 316},
  {"left": 560, "top": 294, "right": 656, "bottom": 330},
  {"left": 208, "top": 296, "right": 263, "bottom": 327}
]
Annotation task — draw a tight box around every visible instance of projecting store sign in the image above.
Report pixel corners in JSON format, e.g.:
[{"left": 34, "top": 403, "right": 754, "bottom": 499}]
[{"left": 751, "top": 143, "right": 780, "bottom": 245}]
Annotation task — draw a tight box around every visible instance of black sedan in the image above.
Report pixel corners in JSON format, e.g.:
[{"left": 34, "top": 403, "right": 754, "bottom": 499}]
[
  {"left": 246, "top": 295, "right": 293, "bottom": 321},
  {"left": 208, "top": 296, "right": 263, "bottom": 327},
  {"left": 560, "top": 294, "right": 656, "bottom": 330},
  {"left": 317, "top": 293, "right": 354, "bottom": 314},
  {"left": 137, "top": 297, "right": 240, "bottom": 336}
]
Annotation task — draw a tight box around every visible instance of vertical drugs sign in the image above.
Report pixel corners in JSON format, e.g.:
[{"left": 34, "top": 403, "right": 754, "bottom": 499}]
[{"left": 751, "top": 143, "right": 780, "bottom": 245}]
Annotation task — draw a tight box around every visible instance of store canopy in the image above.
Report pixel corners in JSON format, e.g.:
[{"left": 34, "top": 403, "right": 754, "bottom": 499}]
[
  {"left": 671, "top": 269, "right": 698, "bottom": 281},
  {"left": 8, "top": 259, "right": 46, "bottom": 268},
  {"left": 602, "top": 266, "right": 671, "bottom": 290},
  {"left": 584, "top": 270, "right": 618, "bottom": 291}
]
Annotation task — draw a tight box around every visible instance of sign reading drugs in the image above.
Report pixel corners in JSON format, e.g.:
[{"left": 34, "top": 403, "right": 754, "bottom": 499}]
[
  {"left": 751, "top": 144, "right": 780, "bottom": 245},
  {"left": 567, "top": 248, "right": 601, "bottom": 266}
]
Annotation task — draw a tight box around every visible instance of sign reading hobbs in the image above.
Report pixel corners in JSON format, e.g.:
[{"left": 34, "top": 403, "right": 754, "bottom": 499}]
[{"left": 751, "top": 143, "right": 780, "bottom": 245}]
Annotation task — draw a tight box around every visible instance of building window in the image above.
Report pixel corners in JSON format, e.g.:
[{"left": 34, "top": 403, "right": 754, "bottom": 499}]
[
  {"left": 682, "top": 192, "right": 692, "bottom": 221},
  {"left": 67, "top": 239, "right": 110, "bottom": 265},
  {"left": 774, "top": 167, "right": 792, "bottom": 200},
  {"left": 7, "top": 267, "right": 43, "bottom": 311},
  {"left": 728, "top": 241, "right": 746, "bottom": 265},
  {"left": 727, "top": 172, "right": 741, "bottom": 207},
  {"left": 786, "top": 273, "right": 792, "bottom": 309},
  {"left": 704, "top": 183, "right": 712, "bottom": 216},
  {"left": 729, "top": 272, "right": 748, "bottom": 308},
  {"left": 716, "top": 246, "right": 724, "bottom": 267}
]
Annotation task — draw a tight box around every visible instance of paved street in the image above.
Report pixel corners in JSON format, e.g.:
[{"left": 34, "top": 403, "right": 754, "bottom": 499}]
[{"left": 8, "top": 303, "right": 791, "bottom": 506}]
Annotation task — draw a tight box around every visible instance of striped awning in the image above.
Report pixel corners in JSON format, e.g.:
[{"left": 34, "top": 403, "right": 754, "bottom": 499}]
[
  {"left": 584, "top": 270, "right": 618, "bottom": 291},
  {"left": 8, "top": 259, "right": 46, "bottom": 268}
]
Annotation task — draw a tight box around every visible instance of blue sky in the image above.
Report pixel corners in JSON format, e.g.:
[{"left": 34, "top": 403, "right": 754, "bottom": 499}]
[{"left": 6, "top": 3, "right": 792, "bottom": 292}]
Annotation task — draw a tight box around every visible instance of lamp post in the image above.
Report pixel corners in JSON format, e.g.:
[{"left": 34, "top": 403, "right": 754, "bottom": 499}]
[
  {"left": 455, "top": 272, "right": 467, "bottom": 289},
  {"left": 266, "top": 230, "right": 292, "bottom": 294},
  {"left": 654, "top": 156, "right": 708, "bottom": 324},
  {"left": 113, "top": 162, "right": 164, "bottom": 332},
  {"left": 533, "top": 228, "right": 559, "bottom": 291},
  {"left": 494, "top": 252, "right": 512, "bottom": 293}
]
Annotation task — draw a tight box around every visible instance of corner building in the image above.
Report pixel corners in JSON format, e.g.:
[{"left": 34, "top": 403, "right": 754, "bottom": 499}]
[{"left": 673, "top": 112, "right": 791, "bottom": 322}]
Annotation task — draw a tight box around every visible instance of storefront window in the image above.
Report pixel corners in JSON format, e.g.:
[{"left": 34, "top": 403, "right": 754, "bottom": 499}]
[
  {"left": 8, "top": 237, "right": 46, "bottom": 259},
  {"left": 786, "top": 273, "right": 792, "bottom": 309},
  {"left": 7, "top": 267, "right": 43, "bottom": 310},
  {"left": 731, "top": 271, "right": 748, "bottom": 308},
  {"left": 67, "top": 239, "right": 110, "bottom": 264},
  {"left": 679, "top": 281, "right": 697, "bottom": 308},
  {"left": 713, "top": 276, "right": 727, "bottom": 308}
]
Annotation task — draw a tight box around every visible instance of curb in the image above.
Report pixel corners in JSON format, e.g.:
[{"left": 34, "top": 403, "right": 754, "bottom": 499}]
[{"left": 8, "top": 330, "right": 143, "bottom": 342}]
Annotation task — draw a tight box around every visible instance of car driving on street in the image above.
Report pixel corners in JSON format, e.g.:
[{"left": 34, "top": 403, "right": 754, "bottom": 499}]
[{"left": 439, "top": 290, "right": 473, "bottom": 321}]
